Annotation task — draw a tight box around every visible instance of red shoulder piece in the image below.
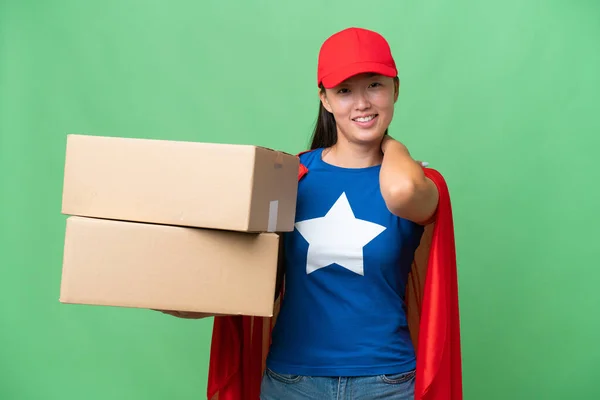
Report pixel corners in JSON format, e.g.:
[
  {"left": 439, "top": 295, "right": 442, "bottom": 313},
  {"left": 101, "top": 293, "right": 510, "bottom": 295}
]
[
  {"left": 296, "top": 149, "right": 312, "bottom": 156},
  {"left": 296, "top": 150, "right": 310, "bottom": 180},
  {"left": 298, "top": 163, "right": 308, "bottom": 180},
  {"left": 207, "top": 167, "right": 462, "bottom": 400}
]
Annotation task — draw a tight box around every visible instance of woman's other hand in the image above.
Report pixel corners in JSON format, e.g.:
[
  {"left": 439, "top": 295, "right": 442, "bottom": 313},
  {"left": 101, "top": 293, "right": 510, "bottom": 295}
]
[{"left": 153, "top": 309, "right": 212, "bottom": 319}]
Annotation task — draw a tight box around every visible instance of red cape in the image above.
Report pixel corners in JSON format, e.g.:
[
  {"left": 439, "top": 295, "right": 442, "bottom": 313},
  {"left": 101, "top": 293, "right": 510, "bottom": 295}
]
[{"left": 206, "top": 162, "right": 463, "bottom": 400}]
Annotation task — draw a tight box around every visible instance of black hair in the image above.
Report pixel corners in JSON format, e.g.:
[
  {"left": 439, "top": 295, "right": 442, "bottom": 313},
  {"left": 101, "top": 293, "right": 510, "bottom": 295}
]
[
  {"left": 309, "top": 79, "right": 398, "bottom": 150},
  {"left": 309, "top": 93, "right": 338, "bottom": 149}
]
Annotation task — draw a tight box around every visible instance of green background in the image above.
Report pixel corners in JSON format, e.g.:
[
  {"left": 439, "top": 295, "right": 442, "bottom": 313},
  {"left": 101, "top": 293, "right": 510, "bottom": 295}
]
[{"left": 1, "top": 0, "right": 599, "bottom": 399}]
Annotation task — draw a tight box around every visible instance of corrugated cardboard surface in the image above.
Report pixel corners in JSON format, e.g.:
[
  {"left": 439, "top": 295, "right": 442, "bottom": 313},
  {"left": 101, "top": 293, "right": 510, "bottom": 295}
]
[
  {"left": 248, "top": 146, "right": 301, "bottom": 233},
  {"left": 60, "top": 216, "right": 280, "bottom": 317},
  {"left": 61, "top": 134, "right": 299, "bottom": 232}
]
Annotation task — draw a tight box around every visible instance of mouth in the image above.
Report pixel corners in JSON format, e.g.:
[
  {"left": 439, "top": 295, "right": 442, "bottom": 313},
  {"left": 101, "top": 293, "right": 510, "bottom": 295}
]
[
  {"left": 352, "top": 114, "right": 378, "bottom": 123},
  {"left": 352, "top": 113, "right": 379, "bottom": 128}
]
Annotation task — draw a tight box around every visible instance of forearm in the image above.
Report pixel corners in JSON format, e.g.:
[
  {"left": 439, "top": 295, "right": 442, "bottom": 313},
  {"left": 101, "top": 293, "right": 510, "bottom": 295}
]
[{"left": 379, "top": 140, "right": 438, "bottom": 224}]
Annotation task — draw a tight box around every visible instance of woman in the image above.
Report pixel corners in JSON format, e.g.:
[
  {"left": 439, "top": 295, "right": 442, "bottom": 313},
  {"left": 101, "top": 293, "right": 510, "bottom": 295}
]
[
  {"left": 259, "top": 27, "right": 439, "bottom": 399},
  {"left": 163, "top": 27, "right": 443, "bottom": 399}
]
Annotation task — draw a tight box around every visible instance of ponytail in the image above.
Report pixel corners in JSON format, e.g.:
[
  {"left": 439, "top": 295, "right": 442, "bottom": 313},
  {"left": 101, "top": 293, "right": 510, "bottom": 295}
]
[{"left": 309, "top": 100, "right": 338, "bottom": 149}]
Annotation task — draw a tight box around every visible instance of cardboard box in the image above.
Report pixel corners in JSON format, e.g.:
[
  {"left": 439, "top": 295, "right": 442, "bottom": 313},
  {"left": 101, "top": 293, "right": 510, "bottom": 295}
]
[
  {"left": 59, "top": 216, "right": 281, "bottom": 317},
  {"left": 61, "top": 134, "right": 299, "bottom": 232}
]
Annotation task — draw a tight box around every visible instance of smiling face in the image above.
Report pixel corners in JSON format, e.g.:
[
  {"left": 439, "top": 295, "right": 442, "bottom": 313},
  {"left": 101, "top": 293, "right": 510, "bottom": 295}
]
[{"left": 319, "top": 73, "right": 399, "bottom": 147}]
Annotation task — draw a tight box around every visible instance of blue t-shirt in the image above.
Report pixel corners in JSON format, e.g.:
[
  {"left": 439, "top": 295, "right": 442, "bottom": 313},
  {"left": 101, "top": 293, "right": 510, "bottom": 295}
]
[{"left": 266, "top": 148, "right": 425, "bottom": 377}]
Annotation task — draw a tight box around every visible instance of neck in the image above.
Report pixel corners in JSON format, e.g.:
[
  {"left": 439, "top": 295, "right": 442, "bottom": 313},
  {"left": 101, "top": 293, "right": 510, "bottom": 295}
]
[{"left": 322, "top": 136, "right": 383, "bottom": 169}]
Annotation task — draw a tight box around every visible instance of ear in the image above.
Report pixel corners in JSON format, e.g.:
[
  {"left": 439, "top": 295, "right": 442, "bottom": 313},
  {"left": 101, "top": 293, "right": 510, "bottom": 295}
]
[
  {"left": 393, "top": 78, "right": 400, "bottom": 103},
  {"left": 319, "top": 89, "right": 333, "bottom": 113}
]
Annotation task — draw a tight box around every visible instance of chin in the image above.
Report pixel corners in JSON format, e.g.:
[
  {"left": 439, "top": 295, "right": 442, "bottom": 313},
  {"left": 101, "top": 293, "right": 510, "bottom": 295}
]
[
  {"left": 352, "top": 130, "right": 385, "bottom": 145},
  {"left": 338, "top": 123, "right": 387, "bottom": 147}
]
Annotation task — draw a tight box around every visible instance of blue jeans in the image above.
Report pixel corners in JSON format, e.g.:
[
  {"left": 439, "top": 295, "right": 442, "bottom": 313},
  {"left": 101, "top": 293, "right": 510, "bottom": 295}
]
[{"left": 260, "top": 368, "right": 415, "bottom": 399}]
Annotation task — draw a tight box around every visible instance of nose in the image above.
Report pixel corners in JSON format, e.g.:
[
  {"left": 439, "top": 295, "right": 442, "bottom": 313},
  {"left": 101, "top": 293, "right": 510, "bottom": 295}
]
[{"left": 354, "top": 91, "right": 371, "bottom": 110}]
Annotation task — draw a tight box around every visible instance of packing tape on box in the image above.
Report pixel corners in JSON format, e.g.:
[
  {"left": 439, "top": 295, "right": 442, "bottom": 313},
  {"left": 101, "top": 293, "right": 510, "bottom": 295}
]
[
  {"left": 274, "top": 152, "right": 283, "bottom": 169},
  {"left": 268, "top": 200, "right": 279, "bottom": 232}
]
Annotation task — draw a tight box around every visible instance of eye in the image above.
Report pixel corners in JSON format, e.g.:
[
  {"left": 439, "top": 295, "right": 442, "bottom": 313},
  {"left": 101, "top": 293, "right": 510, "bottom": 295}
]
[
  {"left": 337, "top": 88, "right": 350, "bottom": 94},
  {"left": 369, "top": 82, "right": 382, "bottom": 88}
]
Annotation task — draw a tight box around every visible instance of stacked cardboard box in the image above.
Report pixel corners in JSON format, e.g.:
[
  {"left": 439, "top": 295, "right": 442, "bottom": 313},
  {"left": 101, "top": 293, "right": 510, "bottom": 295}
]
[{"left": 59, "top": 134, "right": 299, "bottom": 317}]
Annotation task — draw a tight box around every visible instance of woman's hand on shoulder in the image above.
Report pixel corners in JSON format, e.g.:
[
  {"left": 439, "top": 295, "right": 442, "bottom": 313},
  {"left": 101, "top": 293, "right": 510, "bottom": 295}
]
[
  {"left": 381, "top": 136, "right": 427, "bottom": 166},
  {"left": 379, "top": 135, "right": 439, "bottom": 224},
  {"left": 380, "top": 135, "right": 404, "bottom": 154}
]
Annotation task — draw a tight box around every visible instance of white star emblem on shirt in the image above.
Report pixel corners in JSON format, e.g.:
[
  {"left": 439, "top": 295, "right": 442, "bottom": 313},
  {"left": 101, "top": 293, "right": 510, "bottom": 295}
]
[{"left": 294, "top": 192, "right": 386, "bottom": 276}]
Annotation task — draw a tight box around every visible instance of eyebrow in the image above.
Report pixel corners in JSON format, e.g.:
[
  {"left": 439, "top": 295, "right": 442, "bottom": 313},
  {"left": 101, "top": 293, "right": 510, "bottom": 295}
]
[{"left": 338, "top": 73, "right": 381, "bottom": 86}]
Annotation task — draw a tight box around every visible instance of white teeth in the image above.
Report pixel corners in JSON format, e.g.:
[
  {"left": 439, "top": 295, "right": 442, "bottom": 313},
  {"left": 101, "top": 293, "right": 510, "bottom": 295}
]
[{"left": 354, "top": 115, "right": 375, "bottom": 122}]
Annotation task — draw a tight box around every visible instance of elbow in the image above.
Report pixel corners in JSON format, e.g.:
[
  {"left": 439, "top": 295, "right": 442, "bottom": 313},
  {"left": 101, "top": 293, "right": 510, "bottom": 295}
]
[
  {"left": 382, "top": 175, "right": 439, "bottom": 224},
  {"left": 381, "top": 178, "right": 418, "bottom": 214}
]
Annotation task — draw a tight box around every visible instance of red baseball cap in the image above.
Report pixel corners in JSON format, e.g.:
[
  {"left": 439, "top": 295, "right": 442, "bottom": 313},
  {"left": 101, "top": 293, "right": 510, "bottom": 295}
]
[{"left": 317, "top": 27, "right": 398, "bottom": 88}]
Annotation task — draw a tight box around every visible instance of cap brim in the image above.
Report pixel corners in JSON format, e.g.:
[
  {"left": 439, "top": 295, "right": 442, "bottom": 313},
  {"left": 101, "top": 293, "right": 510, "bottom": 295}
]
[{"left": 320, "top": 62, "right": 397, "bottom": 88}]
